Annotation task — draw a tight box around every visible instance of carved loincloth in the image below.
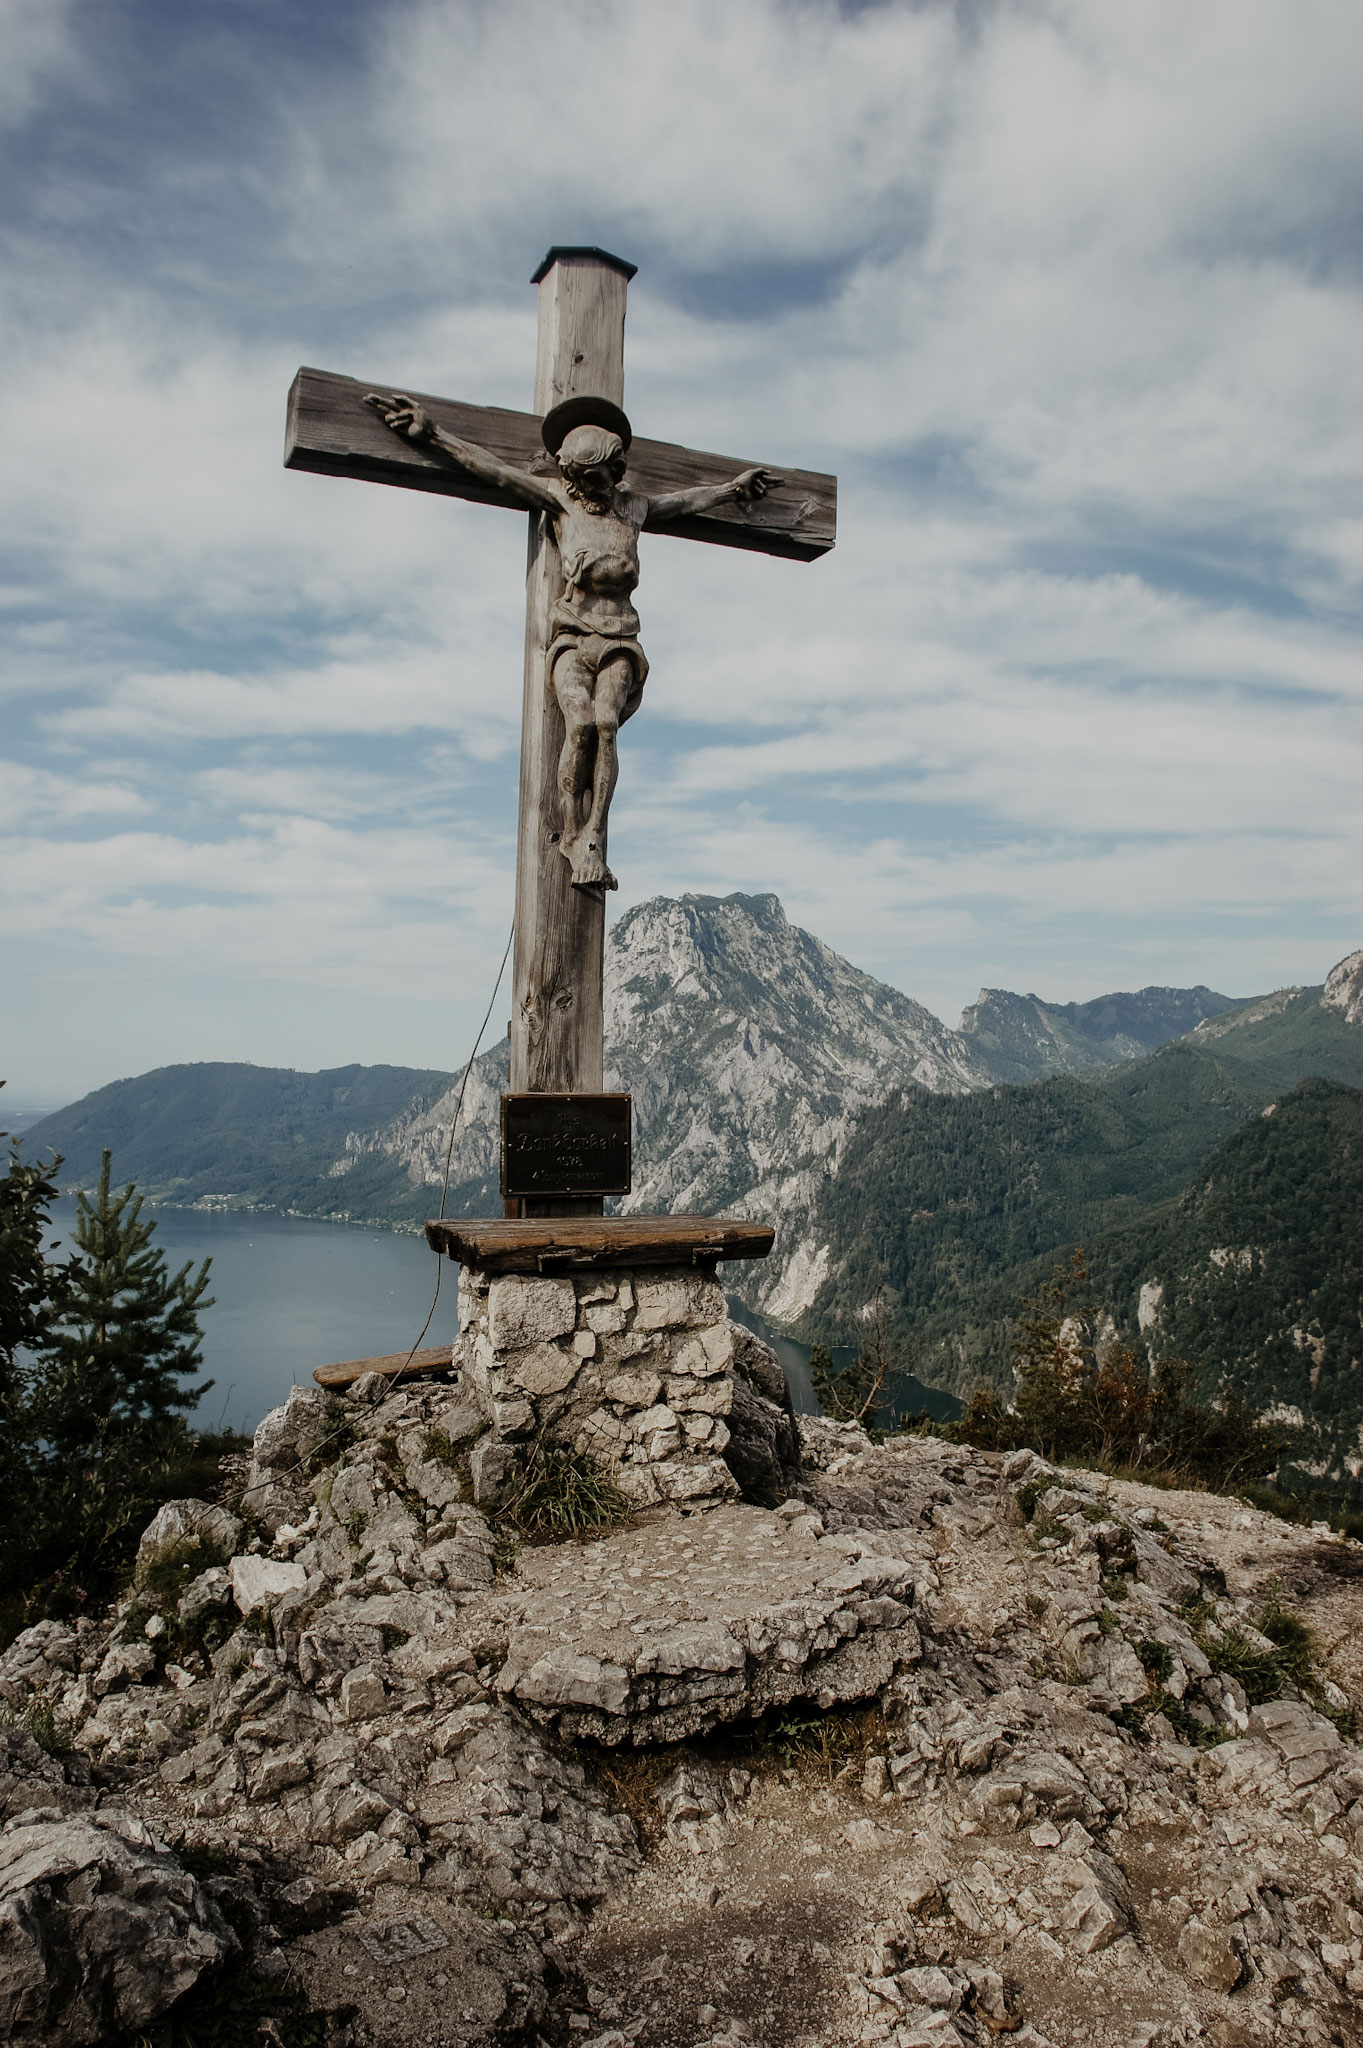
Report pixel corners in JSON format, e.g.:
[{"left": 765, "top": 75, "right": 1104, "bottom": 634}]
[{"left": 546, "top": 619, "right": 649, "bottom": 719}]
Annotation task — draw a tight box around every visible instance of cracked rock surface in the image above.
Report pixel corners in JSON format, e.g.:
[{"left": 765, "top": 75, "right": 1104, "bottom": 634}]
[
  {"left": 3, "top": 1372, "right": 1363, "bottom": 2045},
  {"left": 0, "top": 1808, "right": 234, "bottom": 2045}
]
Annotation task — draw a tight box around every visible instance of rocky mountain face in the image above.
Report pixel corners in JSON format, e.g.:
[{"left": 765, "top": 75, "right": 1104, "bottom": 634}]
[
  {"left": 607, "top": 894, "right": 993, "bottom": 1320},
  {"left": 362, "top": 895, "right": 1254, "bottom": 1324},
  {"left": 365, "top": 894, "right": 997, "bottom": 1321},
  {"left": 6, "top": 1369, "right": 1363, "bottom": 2047},
  {"left": 957, "top": 984, "right": 1238, "bottom": 1086},
  {"left": 1323, "top": 950, "right": 1363, "bottom": 1028}
]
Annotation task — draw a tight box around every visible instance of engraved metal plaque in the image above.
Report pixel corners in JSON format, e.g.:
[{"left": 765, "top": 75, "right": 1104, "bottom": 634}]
[{"left": 500, "top": 1093, "right": 632, "bottom": 1200}]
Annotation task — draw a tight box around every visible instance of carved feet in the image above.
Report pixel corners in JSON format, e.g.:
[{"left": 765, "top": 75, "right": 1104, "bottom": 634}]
[{"left": 562, "top": 834, "right": 617, "bottom": 891}]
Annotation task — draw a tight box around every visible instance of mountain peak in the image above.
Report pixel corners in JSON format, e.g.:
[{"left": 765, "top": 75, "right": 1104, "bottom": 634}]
[
  {"left": 1323, "top": 949, "right": 1363, "bottom": 1027},
  {"left": 615, "top": 890, "right": 789, "bottom": 936}
]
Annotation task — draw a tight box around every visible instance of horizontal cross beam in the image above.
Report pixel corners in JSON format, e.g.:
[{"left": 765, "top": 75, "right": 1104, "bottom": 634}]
[{"left": 284, "top": 366, "right": 836, "bottom": 563}]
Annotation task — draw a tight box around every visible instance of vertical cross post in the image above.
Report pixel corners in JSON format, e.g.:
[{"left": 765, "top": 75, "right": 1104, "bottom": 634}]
[{"left": 508, "top": 246, "right": 636, "bottom": 1216}]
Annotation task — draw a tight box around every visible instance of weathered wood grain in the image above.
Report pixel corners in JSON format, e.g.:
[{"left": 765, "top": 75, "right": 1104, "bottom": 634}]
[
  {"left": 508, "top": 254, "right": 618, "bottom": 1207},
  {"left": 424, "top": 1214, "right": 775, "bottom": 1273},
  {"left": 284, "top": 366, "right": 836, "bottom": 562},
  {"left": 312, "top": 1343, "right": 451, "bottom": 1390},
  {"left": 535, "top": 256, "right": 629, "bottom": 418}
]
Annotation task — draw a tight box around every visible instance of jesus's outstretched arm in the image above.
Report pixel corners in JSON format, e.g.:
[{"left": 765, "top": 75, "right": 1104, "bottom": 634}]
[
  {"left": 364, "top": 393, "right": 563, "bottom": 515},
  {"left": 644, "top": 467, "right": 778, "bottom": 527}
]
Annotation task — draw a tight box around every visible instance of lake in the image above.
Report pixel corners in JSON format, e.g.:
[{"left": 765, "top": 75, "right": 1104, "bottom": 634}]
[
  {"left": 49, "top": 1201, "right": 458, "bottom": 1436},
  {"left": 48, "top": 1202, "right": 959, "bottom": 1435}
]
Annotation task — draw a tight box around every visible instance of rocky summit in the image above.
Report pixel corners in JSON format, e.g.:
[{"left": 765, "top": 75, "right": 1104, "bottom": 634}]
[{"left": 4, "top": 1350, "right": 1363, "bottom": 2048}]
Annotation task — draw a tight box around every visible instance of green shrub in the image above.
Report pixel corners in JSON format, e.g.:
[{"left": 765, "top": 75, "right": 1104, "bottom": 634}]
[
  {"left": 1135, "top": 1637, "right": 1173, "bottom": 1685},
  {"left": 939, "top": 1380, "right": 1016, "bottom": 1450}
]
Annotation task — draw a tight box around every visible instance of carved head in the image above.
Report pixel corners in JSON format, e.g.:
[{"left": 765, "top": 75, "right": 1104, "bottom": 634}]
[{"left": 556, "top": 423, "right": 626, "bottom": 504}]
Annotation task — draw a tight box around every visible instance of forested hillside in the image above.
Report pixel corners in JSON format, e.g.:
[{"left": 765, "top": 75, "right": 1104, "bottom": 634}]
[
  {"left": 1183, "top": 977, "right": 1363, "bottom": 1088},
  {"left": 1089, "top": 1077, "right": 1363, "bottom": 1472},
  {"left": 25, "top": 1061, "right": 453, "bottom": 1212},
  {"left": 805, "top": 985, "right": 1363, "bottom": 1485},
  {"left": 805, "top": 1041, "right": 1275, "bottom": 1385}
]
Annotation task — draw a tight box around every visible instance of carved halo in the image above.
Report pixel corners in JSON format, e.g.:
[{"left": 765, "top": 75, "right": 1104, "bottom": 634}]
[{"left": 540, "top": 394, "right": 633, "bottom": 457}]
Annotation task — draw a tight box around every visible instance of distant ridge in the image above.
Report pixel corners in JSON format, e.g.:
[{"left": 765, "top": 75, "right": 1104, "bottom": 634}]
[
  {"left": 958, "top": 982, "right": 1239, "bottom": 1085},
  {"left": 24, "top": 1061, "right": 452, "bottom": 1214}
]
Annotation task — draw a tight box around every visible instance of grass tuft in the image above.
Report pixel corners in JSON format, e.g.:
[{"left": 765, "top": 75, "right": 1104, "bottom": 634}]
[
  {"left": 764, "top": 1703, "right": 880, "bottom": 1774},
  {"left": 1173, "top": 1580, "right": 1353, "bottom": 1730},
  {"left": 498, "top": 1436, "right": 631, "bottom": 1543},
  {"left": 1, "top": 1698, "right": 73, "bottom": 1757}
]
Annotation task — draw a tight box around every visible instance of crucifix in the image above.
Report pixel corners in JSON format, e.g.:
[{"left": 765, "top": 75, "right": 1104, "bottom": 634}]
[{"left": 285, "top": 246, "right": 836, "bottom": 1217}]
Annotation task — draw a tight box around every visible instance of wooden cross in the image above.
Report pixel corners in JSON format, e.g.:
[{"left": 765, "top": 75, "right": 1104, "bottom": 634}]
[{"left": 284, "top": 246, "right": 836, "bottom": 1213}]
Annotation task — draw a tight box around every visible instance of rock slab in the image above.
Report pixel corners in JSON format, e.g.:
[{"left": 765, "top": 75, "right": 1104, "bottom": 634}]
[{"left": 0, "top": 1812, "right": 233, "bottom": 2046}]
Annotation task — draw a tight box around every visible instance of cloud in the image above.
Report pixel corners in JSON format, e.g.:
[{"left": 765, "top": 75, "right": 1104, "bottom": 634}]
[
  {"left": 51, "top": 643, "right": 523, "bottom": 749},
  {"left": 194, "top": 761, "right": 416, "bottom": 821},
  {"left": 316, "top": 1, "right": 957, "bottom": 279},
  {"left": 0, "top": 0, "right": 81, "bottom": 130},
  {"left": 0, "top": 758, "right": 146, "bottom": 825},
  {"left": 1, "top": 0, "right": 1360, "bottom": 1099},
  {"left": 0, "top": 811, "right": 515, "bottom": 991}
]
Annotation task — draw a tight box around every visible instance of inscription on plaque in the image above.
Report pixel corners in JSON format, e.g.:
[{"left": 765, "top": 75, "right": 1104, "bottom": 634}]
[{"left": 500, "top": 1093, "right": 632, "bottom": 1200}]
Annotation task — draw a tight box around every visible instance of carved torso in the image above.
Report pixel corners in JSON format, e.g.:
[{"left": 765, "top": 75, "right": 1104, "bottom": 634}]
[{"left": 550, "top": 487, "right": 647, "bottom": 639}]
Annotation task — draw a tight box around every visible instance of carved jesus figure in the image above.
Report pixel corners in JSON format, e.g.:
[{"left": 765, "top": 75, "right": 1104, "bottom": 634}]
[{"left": 366, "top": 390, "right": 775, "bottom": 890}]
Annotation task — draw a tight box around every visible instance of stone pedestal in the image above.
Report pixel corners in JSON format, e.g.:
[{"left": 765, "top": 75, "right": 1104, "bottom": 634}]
[{"left": 428, "top": 1217, "right": 799, "bottom": 1512}]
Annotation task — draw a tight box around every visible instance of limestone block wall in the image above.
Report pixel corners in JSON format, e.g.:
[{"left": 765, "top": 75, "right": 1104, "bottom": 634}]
[{"left": 454, "top": 1265, "right": 745, "bottom": 1509}]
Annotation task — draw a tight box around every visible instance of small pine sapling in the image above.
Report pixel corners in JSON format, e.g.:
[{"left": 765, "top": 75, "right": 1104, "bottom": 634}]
[{"left": 29, "top": 1150, "right": 215, "bottom": 1584}]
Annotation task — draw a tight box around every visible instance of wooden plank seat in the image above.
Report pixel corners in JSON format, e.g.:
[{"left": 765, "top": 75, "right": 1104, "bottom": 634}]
[
  {"left": 313, "top": 1344, "right": 452, "bottom": 1391},
  {"left": 424, "top": 1214, "right": 774, "bottom": 1274}
]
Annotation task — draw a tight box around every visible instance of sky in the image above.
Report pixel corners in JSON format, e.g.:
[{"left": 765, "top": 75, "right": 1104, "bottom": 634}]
[{"left": 2, "top": 0, "right": 1361, "bottom": 1111}]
